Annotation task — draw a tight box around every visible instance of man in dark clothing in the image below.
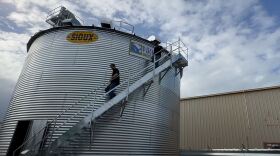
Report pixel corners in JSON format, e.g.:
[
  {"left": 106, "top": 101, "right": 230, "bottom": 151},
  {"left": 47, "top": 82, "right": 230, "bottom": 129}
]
[
  {"left": 153, "top": 41, "right": 163, "bottom": 68},
  {"left": 105, "top": 64, "right": 120, "bottom": 99}
]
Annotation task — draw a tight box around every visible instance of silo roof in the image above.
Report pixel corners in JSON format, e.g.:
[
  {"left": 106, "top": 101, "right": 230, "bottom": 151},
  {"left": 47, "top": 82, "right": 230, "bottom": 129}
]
[{"left": 27, "top": 26, "right": 156, "bottom": 52}]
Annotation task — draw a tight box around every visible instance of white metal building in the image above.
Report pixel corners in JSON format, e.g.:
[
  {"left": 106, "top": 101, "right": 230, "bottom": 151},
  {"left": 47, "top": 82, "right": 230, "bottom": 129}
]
[{"left": 180, "top": 85, "right": 280, "bottom": 155}]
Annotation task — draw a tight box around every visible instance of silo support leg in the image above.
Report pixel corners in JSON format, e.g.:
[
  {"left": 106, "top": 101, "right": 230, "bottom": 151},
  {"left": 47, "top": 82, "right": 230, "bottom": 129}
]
[
  {"left": 143, "top": 80, "right": 153, "bottom": 98},
  {"left": 89, "top": 120, "right": 96, "bottom": 149},
  {"left": 120, "top": 99, "right": 128, "bottom": 117},
  {"left": 159, "top": 67, "right": 171, "bottom": 83}
]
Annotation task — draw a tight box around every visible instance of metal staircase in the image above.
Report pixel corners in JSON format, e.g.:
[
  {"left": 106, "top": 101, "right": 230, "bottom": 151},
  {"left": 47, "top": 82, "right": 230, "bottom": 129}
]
[{"left": 13, "top": 41, "right": 188, "bottom": 156}]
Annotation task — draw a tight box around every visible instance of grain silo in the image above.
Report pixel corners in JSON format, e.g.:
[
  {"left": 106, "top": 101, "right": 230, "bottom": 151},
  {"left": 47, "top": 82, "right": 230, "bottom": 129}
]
[{"left": 0, "top": 6, "right": 188, "bottom": 156}]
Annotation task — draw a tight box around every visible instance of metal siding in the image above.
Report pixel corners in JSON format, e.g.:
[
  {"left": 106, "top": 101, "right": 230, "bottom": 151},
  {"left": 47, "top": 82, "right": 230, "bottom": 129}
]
[
  {"left": 0, "top": 28, "right": 181, "bottom": 155},
  {"left": 180, "top": 87, "right": 280, "bottom": 150},
  {"left": 61, "top": 75, "right": 180, "bottom": 155},
  {"left": 245, "top": 89, "right": 280, "bottom": 148}
]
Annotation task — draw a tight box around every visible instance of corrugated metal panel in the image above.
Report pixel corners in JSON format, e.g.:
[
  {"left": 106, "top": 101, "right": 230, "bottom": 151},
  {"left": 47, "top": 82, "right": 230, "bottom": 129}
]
[
  {"left": 180, "top": 86, "right": 280, "bottom": 150},
  {"left": 0, "top": 27, "right": 181, "bottom": 155}
]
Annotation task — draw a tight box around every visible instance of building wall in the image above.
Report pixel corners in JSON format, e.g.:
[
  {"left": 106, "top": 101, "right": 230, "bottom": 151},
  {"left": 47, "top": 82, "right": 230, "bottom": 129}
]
[
  {"left": 180, "top": 86, "right": 280, "bottom": 150},
  {"left": 0, "top": 27, "right": 181, "bottom": 155}
]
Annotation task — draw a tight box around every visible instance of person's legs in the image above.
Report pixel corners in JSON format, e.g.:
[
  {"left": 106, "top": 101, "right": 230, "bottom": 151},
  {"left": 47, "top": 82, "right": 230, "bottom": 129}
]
[
  {"left": 108, "top": 83, "right": 117, "bottom": 99},
  {"left": 105, "top": 83, "right": 111, "bottom": 100},
  {"left": 155, "top": 54, "right": 161, "bottom": 68},
  {"left": 155, "top": 62, "right": 159, "bottom": 68},
  {"left": 105, "top": 84, "right": 111, "bottom": 92}
]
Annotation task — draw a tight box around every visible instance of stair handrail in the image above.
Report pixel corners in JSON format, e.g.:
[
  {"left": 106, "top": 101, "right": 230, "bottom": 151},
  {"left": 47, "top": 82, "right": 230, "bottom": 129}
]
[
  {"left": 14, "top": 42, "right": 177, "bottom": 155},
  {"left": 13, "top": 55, "right": 155, "bottom": 156},
  {"left": 44, "top": 48, "right": 174, "bottom": 143},
  {"left": 51, "top": 58, "right": 147, "bottom": 126},
  {"left": 12, "top": 78, "right": 109, "bottom": 156},
  {"left": 49, "top": 47, "right": 172, "bottom": 131},
  {"left": 34, "top": 47, "right": 173, "bottom": 154}
]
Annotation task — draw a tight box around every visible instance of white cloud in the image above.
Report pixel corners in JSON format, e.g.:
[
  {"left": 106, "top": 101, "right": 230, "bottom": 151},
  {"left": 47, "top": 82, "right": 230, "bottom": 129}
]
[
  {"left": 0, "top": 30, "right": 28, "bottom": 121},
  {"left": 0, "top": 31, "right": 28, "bottom": 81},
  {"left": 2, "top": 0, "right": 83, "bottom": 33},
  {"left": 0, "top": 0, "right": 279, "bottom": 100},
  {"left": 0, "top": 17, "right": 15, "bottom": 30}
]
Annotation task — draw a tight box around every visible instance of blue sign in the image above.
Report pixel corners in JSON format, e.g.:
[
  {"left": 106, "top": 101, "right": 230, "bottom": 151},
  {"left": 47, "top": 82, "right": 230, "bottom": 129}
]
[
  {"left": 142, "top": 46, "right": 153, "bottom": 58},
  {"left": 130, "top": 41, "right": 142, "bottom": 55},
  {"left": 129, "top": 40, "right": 154, "bottom": 60}
]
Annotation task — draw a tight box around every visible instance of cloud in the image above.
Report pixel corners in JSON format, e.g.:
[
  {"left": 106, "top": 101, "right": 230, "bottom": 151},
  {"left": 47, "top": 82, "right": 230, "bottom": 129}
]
[
  {"left": 0, "top": 31, "right": 26, "bottom": 121},
  {"left": 2, "top": 0, "right": 84, "bottom": 33},
  {"left": 0, "top": 31, "right": 28, "bottom": 80},
  {"left": 0, "top": 17, "right": 15, "bottom": 31},
  {"left": 0, "top": 31, "right": 29, "bottom": 121},
  {"left": 179, "top": 1, "right": 280, "bottom": 96},
  {"left": 0, "top": 0, "right": 279, "bottom": 111}
]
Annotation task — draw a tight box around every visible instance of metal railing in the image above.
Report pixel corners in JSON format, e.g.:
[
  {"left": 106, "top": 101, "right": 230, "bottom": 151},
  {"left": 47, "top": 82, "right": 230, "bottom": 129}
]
[
  {"left": 43, "top": 47, "right": 176, "bottom": 153},
  {"left": 46, "top": 6, "right": 64, "bottom": 20},
  {"left": 47, "top": 49, "right": 172, "bottom": 154},
  {"left": 13, "top": 41, "right": 187, "bottom": 155},
  {"left": 165, "top": 38, "right": 189, "bottom": 61},
  {"left": 113, "top": 20, "right": 134, "bottom": 34},
  {"left": 12, "top": 60, "right": 149, "bottom": 156},
  {"left": 46, "top": 6, "right": 84, "bottom": 26}
]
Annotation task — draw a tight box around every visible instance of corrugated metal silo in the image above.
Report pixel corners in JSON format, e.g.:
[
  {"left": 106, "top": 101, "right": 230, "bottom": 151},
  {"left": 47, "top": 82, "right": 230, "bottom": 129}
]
[{"left": 0, "top": 7, "right": 188, "bottom": 156}]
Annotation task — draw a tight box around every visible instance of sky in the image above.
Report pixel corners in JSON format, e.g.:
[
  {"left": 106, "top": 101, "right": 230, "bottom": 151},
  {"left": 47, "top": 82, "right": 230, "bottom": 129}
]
[{"left": 0, "top": 0, "right": 280, "bottom": 121}]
